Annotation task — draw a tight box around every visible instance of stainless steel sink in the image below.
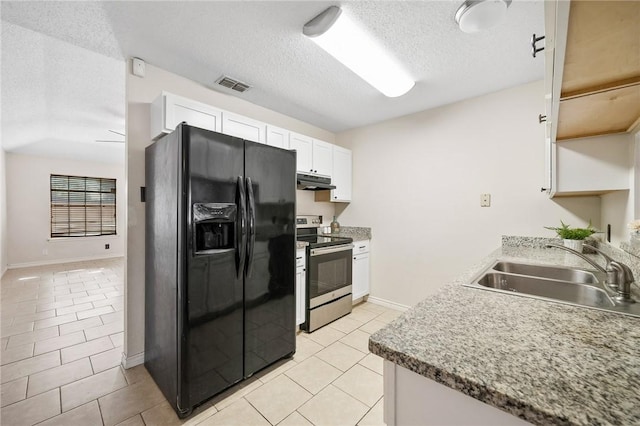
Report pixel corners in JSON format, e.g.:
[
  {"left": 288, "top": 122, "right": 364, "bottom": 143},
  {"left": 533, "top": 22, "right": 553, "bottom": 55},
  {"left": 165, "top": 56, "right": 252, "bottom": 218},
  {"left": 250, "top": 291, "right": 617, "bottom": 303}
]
[
  {"left": 477, "top": 272, "right": 614, "bottom": 308},
  {"left": 464, "top": 260, "right": 640, "bottom": 318},
  {"left": 492, "top": 261, "right": 598, "bottom": 284}
]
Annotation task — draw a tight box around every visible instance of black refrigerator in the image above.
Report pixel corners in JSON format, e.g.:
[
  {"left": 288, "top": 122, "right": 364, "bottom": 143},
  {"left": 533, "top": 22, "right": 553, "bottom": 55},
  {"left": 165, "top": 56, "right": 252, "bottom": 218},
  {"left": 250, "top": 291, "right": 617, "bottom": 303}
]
[{"left": 145, "top": 124, "right": 296, "bottom": 417}]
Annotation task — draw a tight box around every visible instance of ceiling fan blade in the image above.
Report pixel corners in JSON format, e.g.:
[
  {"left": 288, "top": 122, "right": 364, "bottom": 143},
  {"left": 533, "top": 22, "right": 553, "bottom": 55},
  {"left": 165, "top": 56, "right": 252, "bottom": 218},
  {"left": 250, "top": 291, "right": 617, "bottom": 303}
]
[
  {"left": 108, "top": 130, "right": 126, "bottom": 137},
  {"left": 95, "top": 140, "right": 125, "bottom": 143}
]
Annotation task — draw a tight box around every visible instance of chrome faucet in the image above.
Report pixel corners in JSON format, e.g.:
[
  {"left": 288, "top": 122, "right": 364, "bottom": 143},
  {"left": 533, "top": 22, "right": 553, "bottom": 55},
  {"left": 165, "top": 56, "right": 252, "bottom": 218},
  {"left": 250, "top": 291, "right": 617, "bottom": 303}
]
[{"left": 546, "top": 243, "right": 636, "bottom": 304}]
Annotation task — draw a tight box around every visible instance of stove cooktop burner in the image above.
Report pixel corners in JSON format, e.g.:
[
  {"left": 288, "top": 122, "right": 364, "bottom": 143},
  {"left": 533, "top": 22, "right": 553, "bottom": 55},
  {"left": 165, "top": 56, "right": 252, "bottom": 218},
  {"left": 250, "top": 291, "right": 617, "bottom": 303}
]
[{"left": 297, "top": 235, "right": 353, "bottom": 249}]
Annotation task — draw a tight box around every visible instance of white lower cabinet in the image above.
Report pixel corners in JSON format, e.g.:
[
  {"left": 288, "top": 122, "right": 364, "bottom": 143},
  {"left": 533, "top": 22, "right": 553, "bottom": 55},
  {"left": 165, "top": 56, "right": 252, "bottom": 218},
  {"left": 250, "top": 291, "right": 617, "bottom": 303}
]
[
  {"left": 352, "top": 240, "right": 370, "bottom": 301},
  {"left": 383, "top": 361, "right": 530, "bottom": 425},
  {"left": 296, "top": 249, "right": 306, "bottom": 326}
]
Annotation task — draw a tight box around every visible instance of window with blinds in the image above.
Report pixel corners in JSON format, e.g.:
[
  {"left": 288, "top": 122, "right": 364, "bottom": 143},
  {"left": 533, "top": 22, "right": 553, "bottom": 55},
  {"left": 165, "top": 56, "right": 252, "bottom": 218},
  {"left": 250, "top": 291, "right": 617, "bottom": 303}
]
[{"left": 50, "top": 175, "right": 117, "bottom": 238}]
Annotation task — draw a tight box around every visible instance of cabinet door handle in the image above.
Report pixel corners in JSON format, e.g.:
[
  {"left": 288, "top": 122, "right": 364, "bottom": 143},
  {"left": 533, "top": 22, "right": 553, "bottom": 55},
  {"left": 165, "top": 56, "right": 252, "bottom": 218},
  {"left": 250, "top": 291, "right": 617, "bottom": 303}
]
[
  {"left": 538, "top": 114, "right": 547, "bottom": 123},
  {"left": 531, "top": 33, "right": 545, "bottom": 58},
  {"left": 540, "top": 187, "right": 548, "bottom": 192}
]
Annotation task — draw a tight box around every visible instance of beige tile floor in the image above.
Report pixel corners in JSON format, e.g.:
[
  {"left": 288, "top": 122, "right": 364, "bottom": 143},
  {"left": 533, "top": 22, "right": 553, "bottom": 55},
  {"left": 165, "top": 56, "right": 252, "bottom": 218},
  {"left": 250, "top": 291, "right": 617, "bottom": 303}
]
[{"left": 1, "top": 258, "right": 399, "bottom": 425}]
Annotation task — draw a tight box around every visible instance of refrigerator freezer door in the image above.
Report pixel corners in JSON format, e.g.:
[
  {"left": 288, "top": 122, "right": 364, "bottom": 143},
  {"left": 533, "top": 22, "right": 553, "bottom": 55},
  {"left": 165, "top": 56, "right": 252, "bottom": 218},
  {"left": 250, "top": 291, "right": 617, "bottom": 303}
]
[
  {"left": 243, "top": 141, "right": 297, "bottom": 376},
  {"left": 182, "top": 127, "right": 245, "bottom": 408},
  {"left": 145, "top": 128, "right": 182, "bottom": 415}
]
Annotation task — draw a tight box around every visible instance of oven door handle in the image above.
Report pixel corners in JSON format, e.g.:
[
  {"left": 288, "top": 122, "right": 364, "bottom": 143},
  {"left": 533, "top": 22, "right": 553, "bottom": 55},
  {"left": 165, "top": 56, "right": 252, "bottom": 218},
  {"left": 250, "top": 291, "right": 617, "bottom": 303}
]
[{"left": 310, "top": 244, "right": 353, "bottom": 257}]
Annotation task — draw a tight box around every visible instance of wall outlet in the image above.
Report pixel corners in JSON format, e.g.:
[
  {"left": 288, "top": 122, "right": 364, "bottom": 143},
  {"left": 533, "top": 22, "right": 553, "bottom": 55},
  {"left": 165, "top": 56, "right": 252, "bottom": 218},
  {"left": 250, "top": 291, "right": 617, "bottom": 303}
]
[
  {"left": 105, "top": 244, "right": 110, "bottom": 250},
  {"left": 480, "top": 193, "right": 491, "bottom": 207}
]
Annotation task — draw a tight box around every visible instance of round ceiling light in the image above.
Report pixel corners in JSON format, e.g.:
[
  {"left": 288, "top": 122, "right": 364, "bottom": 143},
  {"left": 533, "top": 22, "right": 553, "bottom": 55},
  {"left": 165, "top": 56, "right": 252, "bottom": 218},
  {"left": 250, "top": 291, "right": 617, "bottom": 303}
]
[{"left": 455, "top": 0, "right": 512, "bottom": 33}]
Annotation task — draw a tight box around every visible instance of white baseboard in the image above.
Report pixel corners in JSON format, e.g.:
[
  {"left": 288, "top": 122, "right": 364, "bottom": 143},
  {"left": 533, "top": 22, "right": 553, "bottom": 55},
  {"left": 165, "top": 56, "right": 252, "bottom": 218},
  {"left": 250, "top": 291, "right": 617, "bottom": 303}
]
[
  {"left": 7, "top": 253, "right": 124, "bottom": 269},
  {"left": 122, "top": 351, "right": 145, "bottom": 369},
  {"left": 366, "top": 296, "right": 410, "bottom": 312}
]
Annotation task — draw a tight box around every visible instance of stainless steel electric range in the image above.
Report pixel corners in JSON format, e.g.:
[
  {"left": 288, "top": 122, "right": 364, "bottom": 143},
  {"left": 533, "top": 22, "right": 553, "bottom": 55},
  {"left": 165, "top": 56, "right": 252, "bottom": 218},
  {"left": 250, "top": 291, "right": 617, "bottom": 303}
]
[{"left": 296, "top": 215, "right": 353, "bottom": 332}]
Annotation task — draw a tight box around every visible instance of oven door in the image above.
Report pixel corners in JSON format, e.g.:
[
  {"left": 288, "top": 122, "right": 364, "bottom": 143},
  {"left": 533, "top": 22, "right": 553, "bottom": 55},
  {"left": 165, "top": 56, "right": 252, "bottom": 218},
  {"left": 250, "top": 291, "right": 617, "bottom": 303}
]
[{"left": 308, "top": 244, "right": 353, "bottom": 308}]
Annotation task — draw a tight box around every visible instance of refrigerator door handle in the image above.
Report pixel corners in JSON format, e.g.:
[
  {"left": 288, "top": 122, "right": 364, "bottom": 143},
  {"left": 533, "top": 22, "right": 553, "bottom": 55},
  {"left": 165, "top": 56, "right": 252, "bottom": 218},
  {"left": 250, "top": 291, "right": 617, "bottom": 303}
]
[
  {"left": 237, "top": 176, "right": 247, "bottom": 279},
  {"left": 245, "top": 177, "right": 256, "bottom": 277}
]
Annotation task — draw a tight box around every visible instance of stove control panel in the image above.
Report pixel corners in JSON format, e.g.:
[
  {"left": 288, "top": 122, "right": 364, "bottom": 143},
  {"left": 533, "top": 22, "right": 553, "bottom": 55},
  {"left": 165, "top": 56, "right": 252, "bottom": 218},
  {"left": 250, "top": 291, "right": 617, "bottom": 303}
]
[{"left": 296, "top": 215, "right": 322, "bottom": 227}]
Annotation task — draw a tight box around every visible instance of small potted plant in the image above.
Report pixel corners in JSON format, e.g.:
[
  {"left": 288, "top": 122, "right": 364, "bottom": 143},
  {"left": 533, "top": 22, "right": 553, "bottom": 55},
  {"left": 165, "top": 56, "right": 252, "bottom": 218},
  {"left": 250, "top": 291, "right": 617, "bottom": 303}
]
[{"left": 544, "top": 220, "right": 598, "bottom": 252}]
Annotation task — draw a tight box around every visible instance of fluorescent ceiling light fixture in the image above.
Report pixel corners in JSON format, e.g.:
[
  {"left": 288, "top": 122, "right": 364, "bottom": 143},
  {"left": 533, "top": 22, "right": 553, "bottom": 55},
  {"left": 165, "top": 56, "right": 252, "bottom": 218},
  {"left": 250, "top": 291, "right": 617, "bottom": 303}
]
[
  {"left": 455, "top": 0, "right": 512, "bottom": 33},
  {"left": 303, "top": 6, "right": 415, "bottom": 98}
]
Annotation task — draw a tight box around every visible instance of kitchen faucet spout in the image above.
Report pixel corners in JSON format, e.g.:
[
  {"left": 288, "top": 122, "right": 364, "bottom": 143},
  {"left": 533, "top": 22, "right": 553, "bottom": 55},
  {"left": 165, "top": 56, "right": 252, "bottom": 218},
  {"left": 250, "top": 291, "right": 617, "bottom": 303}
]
[
  {"left": 546, "top": 243, "right": 636, "bottom": 304},
  {"left": 545, "top": 243, "right": 606, "bottom": 273}
]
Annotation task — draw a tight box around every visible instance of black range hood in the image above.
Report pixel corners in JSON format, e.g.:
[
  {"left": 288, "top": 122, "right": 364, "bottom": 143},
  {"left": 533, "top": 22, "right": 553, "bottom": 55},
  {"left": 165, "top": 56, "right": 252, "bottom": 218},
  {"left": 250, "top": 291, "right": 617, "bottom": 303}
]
[{"left": 296, "top": 173, "right": 336, "bottom": 191}]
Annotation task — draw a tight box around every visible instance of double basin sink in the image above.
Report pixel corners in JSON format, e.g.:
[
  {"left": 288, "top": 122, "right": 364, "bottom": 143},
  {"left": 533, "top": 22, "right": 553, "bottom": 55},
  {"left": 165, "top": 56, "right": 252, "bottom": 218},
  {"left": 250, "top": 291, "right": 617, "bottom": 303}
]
[{"left": 465, "top": 260, "right": 640, "bottom": 318}]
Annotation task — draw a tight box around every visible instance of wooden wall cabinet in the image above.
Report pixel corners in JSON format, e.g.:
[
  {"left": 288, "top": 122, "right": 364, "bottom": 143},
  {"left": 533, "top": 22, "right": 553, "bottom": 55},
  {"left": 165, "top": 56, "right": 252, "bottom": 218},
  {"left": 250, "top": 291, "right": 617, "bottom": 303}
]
[{"left": 543, "top": 0, "right": 639, "bottom": 197}]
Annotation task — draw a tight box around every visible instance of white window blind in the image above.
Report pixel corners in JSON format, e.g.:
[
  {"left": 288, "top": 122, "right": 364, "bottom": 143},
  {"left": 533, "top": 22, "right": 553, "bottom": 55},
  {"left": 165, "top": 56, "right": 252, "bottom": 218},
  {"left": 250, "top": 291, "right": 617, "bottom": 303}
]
[{"left": 50, "top": 174, "right": 116, "bottom": 238}]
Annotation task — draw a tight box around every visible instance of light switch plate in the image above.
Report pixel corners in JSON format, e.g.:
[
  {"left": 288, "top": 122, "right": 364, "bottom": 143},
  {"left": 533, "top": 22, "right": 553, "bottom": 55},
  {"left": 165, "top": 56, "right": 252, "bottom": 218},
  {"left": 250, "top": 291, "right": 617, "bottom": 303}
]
[{"left": 481, "top": 193, "right": 491, "bottom": 207}]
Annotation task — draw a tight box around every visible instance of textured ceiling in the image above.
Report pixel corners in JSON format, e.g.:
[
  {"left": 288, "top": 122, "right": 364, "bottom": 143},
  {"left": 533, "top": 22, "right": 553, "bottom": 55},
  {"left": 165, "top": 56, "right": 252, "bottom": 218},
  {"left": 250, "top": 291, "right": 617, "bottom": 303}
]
[{"left": 1, "top": 0, "right": 544, "bottom": 164}]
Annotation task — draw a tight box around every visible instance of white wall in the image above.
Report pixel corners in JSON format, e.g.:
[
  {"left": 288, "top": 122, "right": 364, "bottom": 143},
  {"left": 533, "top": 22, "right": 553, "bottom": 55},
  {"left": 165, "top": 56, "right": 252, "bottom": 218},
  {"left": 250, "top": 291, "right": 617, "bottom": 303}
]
[
  {"left": 335, "top": 80, "right": 601, "bottom": 307},
  {"left": 6, "top": 153, "right": 125, "bottom": 267},
  {"left": 125, "top": 60, "right": 337, "bottom": 363},
  {"left": 297, "top": 190, "right": 335, "bottom": 224},
  {"left": 1, "top": 148, "right": 7, "bottom": 276}
]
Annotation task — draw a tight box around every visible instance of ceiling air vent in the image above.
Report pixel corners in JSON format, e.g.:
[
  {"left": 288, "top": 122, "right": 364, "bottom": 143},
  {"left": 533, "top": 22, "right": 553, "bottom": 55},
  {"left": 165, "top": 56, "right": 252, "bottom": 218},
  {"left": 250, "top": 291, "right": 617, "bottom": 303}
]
[{"left": 216, "top": 76, "right": 251, "bottom": 93}]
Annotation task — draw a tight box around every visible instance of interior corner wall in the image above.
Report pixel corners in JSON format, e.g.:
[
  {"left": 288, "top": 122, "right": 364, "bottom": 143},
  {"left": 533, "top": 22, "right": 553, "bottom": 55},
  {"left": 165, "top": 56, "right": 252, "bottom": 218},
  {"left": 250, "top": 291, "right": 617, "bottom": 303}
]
[
  {"left": 1, "top": 148, "right": 8, "bottom": 277},
  {"left": 335, "top": 80, "right": 601, "bottom": 308},
  {"left": 125, "top": 59, "right": 336, "bottom": 362},
  {"left": 5, "top": 153, "right": 125, "bottom": 267},
  {"left": 600, "top": 132, "right": 635, "bottom": 246}
]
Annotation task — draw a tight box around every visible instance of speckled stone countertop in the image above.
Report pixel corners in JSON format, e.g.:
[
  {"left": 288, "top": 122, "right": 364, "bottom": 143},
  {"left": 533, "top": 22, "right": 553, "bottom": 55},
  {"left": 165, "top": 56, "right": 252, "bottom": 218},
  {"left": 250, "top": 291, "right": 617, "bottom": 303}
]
[
  {"left": 369, "top": 236, "right": 640, "bottom": 425},
  {"left": 322, "top": 226, "right": 371, "bottom": 242}
]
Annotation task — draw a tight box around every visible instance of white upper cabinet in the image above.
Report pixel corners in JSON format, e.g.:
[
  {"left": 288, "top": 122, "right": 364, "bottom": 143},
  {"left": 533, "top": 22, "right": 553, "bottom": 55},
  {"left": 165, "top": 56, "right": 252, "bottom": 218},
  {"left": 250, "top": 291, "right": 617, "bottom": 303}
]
[
  {"left": 221, "top": 112, "right": 266, "bottom": 144},
  {"left": 331, "top": 146, "right": 352, "bottom": 202},
  {"left": 543, "top": 1, "right": 638, "bottom": 197},
  {"left": 289, "top": 132, "right": 314, "bottom": 173},
  {"left": 555, "top": 134, "right": 631, "bottom": 195},
  {"left": 266, "top": 125, "right": 290, "bottom": 149},
  {"left": 316, "top": 145, "right": 352, "bottom": 203},
  {"left": 151, "top": 92, "right": 221, "bottom": 139},
  {"left": 311, "top": 140, "right": 333, "bottom": 177},
  {"left": 150, "top": 93, "right": 354, "bottom": 190},
  {"left": 289, "top": 133, "right": 334, "bottom": 177}
]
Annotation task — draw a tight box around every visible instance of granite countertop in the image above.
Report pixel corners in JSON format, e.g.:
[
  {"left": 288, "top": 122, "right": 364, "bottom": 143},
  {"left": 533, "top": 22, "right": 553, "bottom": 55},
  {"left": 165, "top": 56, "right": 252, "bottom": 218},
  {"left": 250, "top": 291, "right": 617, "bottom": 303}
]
[
  {"left": 322, "top": 226, "right": 371, "bottom": 242},
  {"left": 369, "top": 237, "right": 640, "bottom": 425}
]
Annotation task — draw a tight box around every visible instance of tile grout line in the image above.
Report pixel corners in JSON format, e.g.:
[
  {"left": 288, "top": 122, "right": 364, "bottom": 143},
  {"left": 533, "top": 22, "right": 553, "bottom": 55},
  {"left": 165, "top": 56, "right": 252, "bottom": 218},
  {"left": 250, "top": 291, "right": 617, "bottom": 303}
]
[
  {"left": 243, "top": 396, "right": 280, "bottom": 426},
  {"left": 296, "top": 409, "right": 315, "bottom": 425},
  {"left": 355, "top": 395, "right": 383, "bottom": 426},
  {"left": 97, "top": 397, "right": 106, "bottom": 426}
]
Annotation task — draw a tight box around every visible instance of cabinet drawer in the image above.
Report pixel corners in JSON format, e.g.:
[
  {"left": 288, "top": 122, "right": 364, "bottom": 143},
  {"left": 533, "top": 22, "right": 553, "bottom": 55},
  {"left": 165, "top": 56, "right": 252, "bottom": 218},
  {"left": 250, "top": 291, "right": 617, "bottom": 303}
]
[
  {"left": 352, "top": 240, "right": 370, "bottom": 255},
  {"left": 296, "top": 250, "right": 306, "bottom": 268}
]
